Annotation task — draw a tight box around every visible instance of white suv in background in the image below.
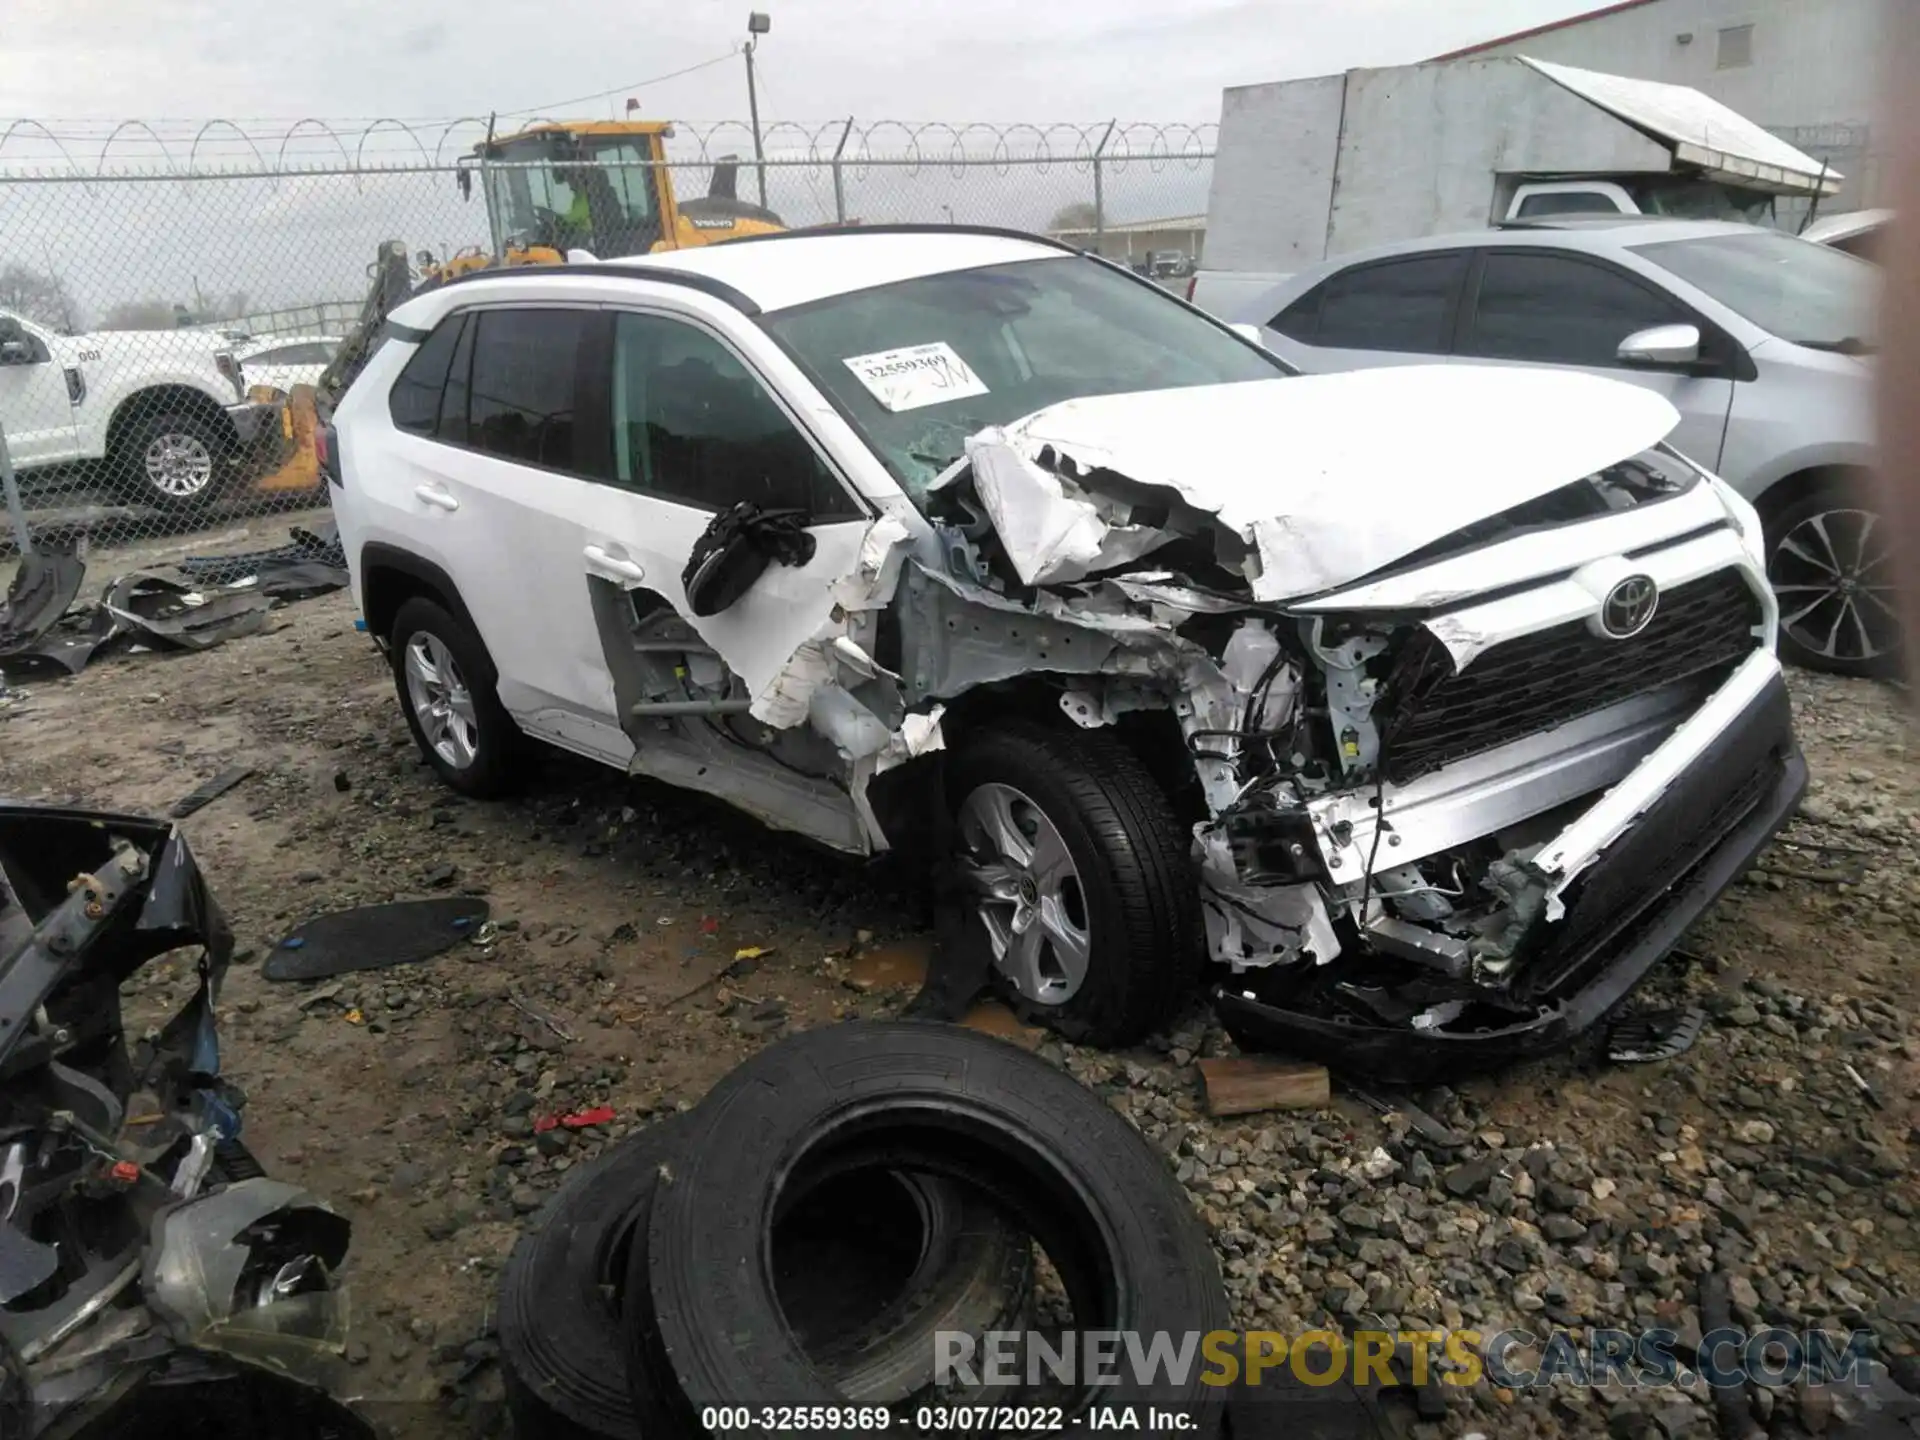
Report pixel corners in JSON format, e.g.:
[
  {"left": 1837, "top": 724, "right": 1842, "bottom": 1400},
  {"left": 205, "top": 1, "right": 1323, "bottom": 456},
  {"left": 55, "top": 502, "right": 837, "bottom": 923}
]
[
  {"left": 329, "top": 227, "right": 1803, "bottom": 1078},
  {"left": 1242, "top": 218, "right": 1886, "bottom": 676}
]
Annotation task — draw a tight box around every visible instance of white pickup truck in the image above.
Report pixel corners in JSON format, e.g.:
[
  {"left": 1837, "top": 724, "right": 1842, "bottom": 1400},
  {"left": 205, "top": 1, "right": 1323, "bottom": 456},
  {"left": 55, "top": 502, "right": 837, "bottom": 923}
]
[{"left": 0, "top": 308, "right": 278, "bottom": 510}]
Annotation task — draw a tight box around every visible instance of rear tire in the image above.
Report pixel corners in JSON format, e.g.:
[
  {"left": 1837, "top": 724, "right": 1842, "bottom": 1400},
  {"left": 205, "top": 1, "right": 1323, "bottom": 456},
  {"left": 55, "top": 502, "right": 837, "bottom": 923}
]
[
  {"left": 946, "top": 722, "right": 1200, "bottom": 1049},
  {"left": 388, "top": 596, "right": 523, "bottom": 798},
  {"left": 1765, "top": 478, "right": 1902, "bottom": 678},
  {"left": 117, "top": 410, "right": 229, "bottom": 512}
]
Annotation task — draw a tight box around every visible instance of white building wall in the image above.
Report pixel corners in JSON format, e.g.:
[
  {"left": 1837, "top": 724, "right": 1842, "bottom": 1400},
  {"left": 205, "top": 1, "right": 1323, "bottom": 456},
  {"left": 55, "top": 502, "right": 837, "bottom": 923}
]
[{"left": 1466, "top": 0, "right": 1881, "bottom": 126}]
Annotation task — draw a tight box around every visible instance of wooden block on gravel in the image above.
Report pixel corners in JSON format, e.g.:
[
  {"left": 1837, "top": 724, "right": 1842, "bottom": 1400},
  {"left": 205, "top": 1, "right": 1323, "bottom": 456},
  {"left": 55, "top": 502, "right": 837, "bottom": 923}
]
[{"left": 1197, "top": 1057, "right": 1330, "bottom": 1116}]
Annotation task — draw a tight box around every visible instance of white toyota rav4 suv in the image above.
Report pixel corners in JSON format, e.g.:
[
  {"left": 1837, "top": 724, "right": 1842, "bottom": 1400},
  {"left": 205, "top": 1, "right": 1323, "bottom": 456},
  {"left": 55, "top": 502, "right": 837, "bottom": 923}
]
[{"left": 330, "top": 227, "right": 1804, "bottom": 1077}]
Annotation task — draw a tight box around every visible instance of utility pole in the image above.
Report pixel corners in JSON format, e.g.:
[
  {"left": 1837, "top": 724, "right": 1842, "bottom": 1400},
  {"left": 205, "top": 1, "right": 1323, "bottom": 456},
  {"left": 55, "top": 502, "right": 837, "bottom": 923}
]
[{"left": 745, "top": 12, "right": 771, "bottom": 209}]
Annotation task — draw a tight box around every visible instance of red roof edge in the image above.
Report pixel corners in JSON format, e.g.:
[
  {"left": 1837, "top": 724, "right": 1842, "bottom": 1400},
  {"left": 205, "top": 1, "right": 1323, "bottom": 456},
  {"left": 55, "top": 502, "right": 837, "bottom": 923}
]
[{"left": 1426, "top": 0, "right": 1663, "bottom": 62}]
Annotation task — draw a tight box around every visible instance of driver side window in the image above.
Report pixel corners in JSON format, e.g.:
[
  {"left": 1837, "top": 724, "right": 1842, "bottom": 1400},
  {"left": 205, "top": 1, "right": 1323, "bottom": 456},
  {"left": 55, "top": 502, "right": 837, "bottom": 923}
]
[{"left": 609, "top": 313, "right": 861, "bottom": 519}]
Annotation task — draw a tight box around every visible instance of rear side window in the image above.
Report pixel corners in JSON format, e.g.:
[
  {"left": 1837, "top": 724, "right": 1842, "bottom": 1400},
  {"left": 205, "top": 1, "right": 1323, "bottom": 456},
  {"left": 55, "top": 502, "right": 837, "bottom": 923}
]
[
  {"left": 467, "top": 309, "right": 590, "bottom": 470},
  {"left": 388, "top": 316, "right": 463, "bottom": 434},
  {"left": 1462, "top": 251, "right": 1684, "bottom": 366},
  {"left": 1283, "top": 254, "right": 1467, "bottom": 352}
]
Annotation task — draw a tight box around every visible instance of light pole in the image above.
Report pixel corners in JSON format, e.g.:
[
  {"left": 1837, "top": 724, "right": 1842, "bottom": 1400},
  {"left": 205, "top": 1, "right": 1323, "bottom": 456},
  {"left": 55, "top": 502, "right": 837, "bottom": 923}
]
[{"left": 744, "top": 12, "right": 770, "bottom": 209}]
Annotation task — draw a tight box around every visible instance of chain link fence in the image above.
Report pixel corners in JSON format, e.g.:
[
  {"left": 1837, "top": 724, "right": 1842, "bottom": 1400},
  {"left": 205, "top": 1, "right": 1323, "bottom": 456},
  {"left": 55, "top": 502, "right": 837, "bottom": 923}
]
[{"left": 0, "top": 128, "right": 1214, "bottom": 576}]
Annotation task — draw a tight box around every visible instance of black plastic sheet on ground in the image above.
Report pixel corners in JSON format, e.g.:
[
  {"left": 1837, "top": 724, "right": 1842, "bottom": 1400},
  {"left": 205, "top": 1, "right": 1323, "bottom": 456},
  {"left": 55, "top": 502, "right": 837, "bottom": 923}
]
[{"left": 177, "top": 521, "right": 348, "bottom": 600}]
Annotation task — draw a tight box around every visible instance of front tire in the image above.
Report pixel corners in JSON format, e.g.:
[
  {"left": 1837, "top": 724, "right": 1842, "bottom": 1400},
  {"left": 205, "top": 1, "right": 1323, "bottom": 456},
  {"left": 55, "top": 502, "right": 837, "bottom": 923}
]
[
  {"left": 119, "top": 410, "right": 228, "bottom": 511},
  {"left": 946, "top": 721, "right": 1200, "bottom": 1048},
  {"left": 1765, "top": 478, "right": 1902, "bottom": 677},
  {"left": 388, "top": 596, "right": 523, "bottom": 798}
]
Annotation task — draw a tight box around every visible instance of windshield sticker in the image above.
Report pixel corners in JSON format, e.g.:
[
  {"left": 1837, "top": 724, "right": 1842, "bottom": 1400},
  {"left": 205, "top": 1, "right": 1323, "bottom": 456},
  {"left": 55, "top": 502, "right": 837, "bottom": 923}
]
[{"left": 843, "top": 342, "right": 990, "bottom": 412}]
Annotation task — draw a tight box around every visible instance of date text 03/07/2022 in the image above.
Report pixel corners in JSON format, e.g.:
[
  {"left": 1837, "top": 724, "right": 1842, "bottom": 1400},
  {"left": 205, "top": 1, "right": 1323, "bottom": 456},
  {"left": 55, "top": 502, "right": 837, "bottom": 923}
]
[{"left": 698, "top": 1404, "right": 1194, "bottom": 1431}]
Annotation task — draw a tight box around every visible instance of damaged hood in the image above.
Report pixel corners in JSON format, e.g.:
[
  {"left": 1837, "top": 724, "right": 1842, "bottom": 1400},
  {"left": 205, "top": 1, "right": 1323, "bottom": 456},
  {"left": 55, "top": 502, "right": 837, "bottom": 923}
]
[{"left": 965, "top": 367, "right": 1681, "bottom": 600}]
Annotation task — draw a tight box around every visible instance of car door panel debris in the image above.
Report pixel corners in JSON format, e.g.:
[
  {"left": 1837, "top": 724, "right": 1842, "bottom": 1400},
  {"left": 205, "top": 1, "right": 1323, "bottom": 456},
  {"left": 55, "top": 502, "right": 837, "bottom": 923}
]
[{"left": 0, "top": 803, "right": 360, "bottom": 1437}]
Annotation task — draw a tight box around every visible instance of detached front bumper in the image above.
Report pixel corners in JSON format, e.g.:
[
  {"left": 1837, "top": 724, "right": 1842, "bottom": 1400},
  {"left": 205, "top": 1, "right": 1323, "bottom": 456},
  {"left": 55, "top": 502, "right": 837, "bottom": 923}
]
[{"left": 1213, "top": 657, "right": 1805, "bottom": 1083}]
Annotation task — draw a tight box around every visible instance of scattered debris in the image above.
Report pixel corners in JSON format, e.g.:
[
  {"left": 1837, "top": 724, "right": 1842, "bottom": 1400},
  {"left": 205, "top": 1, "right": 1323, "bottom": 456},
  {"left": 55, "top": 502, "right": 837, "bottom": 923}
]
[
  {"left": 167, "top": 764, "right": 256, "bottom": 820},
  {"left": 261, "top": 897, "right": 490, "bottom": 982},
  {"left": 1196, "top": 1056, "right": 1332, "bottom": 1116},
  {"left": 1842, "top": 1061, "right": 1885, "bottom": 1111},
  {"left": 0, "top": 803, "right": 360, "bottom": 1437},
  {"left": 176, "top": 521, "right": 349, "bottom": 600},
  {"left": 508, "top": 990, "right": 578, "bottom": 1044},
  {"left": 531, "top": 1105, "right": 615, "bottom": 1134},
  {"left": 1605, "top": 1005, "right": 1707, "bottom": 1064}
]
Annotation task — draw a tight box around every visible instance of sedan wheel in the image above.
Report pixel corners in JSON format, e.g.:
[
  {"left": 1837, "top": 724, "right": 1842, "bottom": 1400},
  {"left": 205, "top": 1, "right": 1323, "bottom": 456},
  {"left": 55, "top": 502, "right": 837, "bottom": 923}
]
[
  {"left": 1768, "top": 496, "right": 1901, "bottom": 676},
  {"left": 955, "top": 781, "right": 1092, "bottom": 1007},
  {"left": 403, "top": 633, "right": 480, "bottom": 770}
]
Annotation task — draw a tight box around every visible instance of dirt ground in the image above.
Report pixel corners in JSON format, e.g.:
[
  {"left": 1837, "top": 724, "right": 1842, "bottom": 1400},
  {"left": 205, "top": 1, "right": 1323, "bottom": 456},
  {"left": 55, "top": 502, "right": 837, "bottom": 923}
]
[{"left": 1, "top": 587, "right": 1915, "bottom": 1437}]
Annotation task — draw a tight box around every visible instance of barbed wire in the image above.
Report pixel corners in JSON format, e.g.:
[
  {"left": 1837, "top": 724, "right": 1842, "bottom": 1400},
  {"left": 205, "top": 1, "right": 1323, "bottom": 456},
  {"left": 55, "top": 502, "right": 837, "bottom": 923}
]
[{"left": 0, "top": 117, "right": 1219, "bottom": 176}]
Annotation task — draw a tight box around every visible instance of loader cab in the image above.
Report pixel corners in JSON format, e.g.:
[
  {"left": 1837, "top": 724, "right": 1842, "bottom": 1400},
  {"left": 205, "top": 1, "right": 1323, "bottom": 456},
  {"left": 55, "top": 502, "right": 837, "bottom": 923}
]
[{"left": 470, "top": 123, "right": 675, "bottom": 261}]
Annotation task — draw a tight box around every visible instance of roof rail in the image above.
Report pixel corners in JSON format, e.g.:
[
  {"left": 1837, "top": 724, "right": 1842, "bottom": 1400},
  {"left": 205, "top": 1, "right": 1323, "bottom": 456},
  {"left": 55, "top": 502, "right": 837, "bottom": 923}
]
[{"left": 434, "top": 261, "right": 763, "bottom": 315}]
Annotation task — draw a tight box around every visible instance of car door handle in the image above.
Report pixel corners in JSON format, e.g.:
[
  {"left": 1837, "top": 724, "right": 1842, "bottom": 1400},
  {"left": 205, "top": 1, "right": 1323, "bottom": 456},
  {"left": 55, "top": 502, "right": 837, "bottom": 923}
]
[
  {"left": 583, "top": 545, "right": 645, "bottom": 582},
  {"left": 413, "top": 484, "right": 459, "bottom": 512}
]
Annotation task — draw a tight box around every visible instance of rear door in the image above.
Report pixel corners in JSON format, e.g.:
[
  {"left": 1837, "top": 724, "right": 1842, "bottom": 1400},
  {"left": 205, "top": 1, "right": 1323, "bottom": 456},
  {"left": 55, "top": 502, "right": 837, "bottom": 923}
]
[
  {"left": 1451, "top": 248, "right": 1737, "bottom": 469},
  {"left": 1258, "top": 252, "right": 1470, "bottom": 374},
  {"left": 578, "top": 308, "right": 872, "bottom": 726},
  {"left": 389, "top": 303, "right": 634, "bottom": 757}
]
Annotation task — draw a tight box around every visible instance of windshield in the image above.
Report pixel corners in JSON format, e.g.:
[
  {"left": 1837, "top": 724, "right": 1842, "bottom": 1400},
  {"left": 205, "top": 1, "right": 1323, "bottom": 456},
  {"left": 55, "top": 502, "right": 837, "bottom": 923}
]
[
  {"left": 760, "top": 256, "right": 1288, "bottom": 499},
  {"left": 1632, "top": 229, "right": 1877, "bottom": 351}
]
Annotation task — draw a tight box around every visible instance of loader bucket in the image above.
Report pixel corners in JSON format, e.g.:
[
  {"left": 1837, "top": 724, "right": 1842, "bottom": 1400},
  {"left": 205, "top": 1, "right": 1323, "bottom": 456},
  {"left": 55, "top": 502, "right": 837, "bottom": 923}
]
[{"left": 251, "top": 385, "right": 322, "bottom": 494}]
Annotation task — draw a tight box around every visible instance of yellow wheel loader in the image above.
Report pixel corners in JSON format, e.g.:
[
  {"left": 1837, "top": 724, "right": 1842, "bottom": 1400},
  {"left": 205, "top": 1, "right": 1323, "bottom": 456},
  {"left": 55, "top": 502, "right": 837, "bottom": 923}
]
[{"left": 257, "top": 120, "right": 781, "bottom": 493}]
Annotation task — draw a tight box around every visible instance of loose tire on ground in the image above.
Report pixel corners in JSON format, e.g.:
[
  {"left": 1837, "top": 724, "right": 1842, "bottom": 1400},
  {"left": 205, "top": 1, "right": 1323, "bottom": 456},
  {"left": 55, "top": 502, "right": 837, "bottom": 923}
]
[
  {"left": 947, "top": 721, "right": 1200, "bottom": 1048},
  {"left": 623, "top": 1022, "right": 1231, "bottom": 1437},
  {"left": 499, "top": 1117, "right": 691, "bottom": 1440},
  {"left": 387, "top": 596, "right": 524, "bottom": 798}
]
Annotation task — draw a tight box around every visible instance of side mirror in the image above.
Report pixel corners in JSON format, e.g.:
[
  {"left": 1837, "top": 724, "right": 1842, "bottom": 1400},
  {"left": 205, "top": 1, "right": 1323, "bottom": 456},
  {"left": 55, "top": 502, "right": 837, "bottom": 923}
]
[
  {"left": 681, "top": 502, "right": 818, "bottom": 617},
  {"left": 1617, "top": 323, "right": 1701, "bottom": 368}
]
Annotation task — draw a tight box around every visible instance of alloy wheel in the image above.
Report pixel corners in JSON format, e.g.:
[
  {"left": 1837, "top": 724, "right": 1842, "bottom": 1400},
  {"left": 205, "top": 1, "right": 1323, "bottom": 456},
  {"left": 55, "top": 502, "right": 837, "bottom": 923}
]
[
  {"left": 954, "top": 782, "right": 1091, "bottom": 1006},
  {"left": 1769, "top": 506, "right": 1900, "bottom": 666},
  {"left": 404, "top": 632, "right": 480, "bottom": 770},
  {"left": 143, "top": 432, "right": 214, "bottom": 498}
]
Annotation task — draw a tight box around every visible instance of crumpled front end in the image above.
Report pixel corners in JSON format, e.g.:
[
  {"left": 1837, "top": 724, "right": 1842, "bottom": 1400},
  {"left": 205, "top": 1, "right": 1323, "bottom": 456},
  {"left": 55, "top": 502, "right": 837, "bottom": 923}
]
[{"left": 910, "top": 404, "right": 1804, "bottom": 1076}]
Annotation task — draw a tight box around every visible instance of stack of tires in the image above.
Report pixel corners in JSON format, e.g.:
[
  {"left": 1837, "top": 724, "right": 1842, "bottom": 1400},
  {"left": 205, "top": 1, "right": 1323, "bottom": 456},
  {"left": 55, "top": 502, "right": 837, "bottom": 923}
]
[{"left": 498, "top": 1022, "right": 1232, "bottom": 1438}]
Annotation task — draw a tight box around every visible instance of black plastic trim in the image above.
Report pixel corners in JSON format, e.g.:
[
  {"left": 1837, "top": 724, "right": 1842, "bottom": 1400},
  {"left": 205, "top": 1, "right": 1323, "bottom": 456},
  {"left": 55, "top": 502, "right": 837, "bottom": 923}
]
[{"left": 432, "top": 261, "right": 764, "bottom": 316}]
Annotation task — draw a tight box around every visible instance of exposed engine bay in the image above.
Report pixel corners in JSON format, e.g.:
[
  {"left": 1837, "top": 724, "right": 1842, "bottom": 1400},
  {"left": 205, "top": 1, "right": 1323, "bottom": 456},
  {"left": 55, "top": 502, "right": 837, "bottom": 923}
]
[{"left": 0, "top": 806, "right": 360, "bottom": 1438}]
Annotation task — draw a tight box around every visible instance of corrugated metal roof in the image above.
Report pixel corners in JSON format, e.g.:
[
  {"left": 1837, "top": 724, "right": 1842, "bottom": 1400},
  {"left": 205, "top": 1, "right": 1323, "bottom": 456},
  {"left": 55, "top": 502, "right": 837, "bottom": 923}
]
[
  {"left": 1429, "top": 0, "right": 1662, "bottom": 62},
  {"left": 1522, "top": 57, "right": 1842, "bottom": 195}
]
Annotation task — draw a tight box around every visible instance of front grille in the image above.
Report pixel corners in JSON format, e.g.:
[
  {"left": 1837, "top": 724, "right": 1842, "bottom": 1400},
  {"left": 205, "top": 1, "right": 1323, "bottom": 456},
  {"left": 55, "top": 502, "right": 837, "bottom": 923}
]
[{"left": 1377, "top": 568, "right": 1761, "bottom": 785}]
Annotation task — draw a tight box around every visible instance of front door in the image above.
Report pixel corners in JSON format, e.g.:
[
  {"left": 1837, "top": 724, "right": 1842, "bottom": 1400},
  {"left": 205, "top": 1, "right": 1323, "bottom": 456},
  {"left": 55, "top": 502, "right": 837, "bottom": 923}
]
[
  {"left": 1450, "top": 248, "right": 1736, "bottom": 471},
  {"left": 582, "top": 308, "right": 873, "bottom": 724},
  {"left": 0, "top": 319, "right": 77, "bottom": 466}
]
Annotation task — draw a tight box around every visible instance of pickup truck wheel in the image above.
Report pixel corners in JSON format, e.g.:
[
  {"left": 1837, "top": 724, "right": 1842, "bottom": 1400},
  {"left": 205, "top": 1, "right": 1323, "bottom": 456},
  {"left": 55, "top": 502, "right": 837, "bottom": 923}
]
[
  {"left": 947, "top": 721, "right": 1200, "bottom": 1048},
  {"left": 1766, "top": 479, "right": 1902, "bottom": 678},
  {"left": 124, "top": 411, "right": 225, "bottom": 509},
  {"left": 389, "top": 596, "right": 524, "bottom": 798}
]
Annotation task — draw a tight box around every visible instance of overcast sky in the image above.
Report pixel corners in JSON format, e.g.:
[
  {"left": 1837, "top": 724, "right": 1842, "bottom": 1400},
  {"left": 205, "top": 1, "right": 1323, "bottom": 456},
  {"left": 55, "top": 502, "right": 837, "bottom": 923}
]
[{"left": 2, "top": 0, "right": 1613, "bottom": 126}]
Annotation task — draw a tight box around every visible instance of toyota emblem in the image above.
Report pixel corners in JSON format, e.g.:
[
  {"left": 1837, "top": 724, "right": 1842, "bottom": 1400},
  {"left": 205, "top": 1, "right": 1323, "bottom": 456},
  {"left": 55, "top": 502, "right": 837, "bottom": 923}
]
[{"left": 1600, "top": 575, "right": 1659, "bottom": 638}]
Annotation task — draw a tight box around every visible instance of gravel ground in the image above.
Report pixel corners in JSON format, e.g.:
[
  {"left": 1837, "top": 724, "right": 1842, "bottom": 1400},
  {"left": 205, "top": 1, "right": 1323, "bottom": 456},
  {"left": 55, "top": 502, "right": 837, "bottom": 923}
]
[{"left": 0, "top": 589, "right": 1915, "bottom": 1439}]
